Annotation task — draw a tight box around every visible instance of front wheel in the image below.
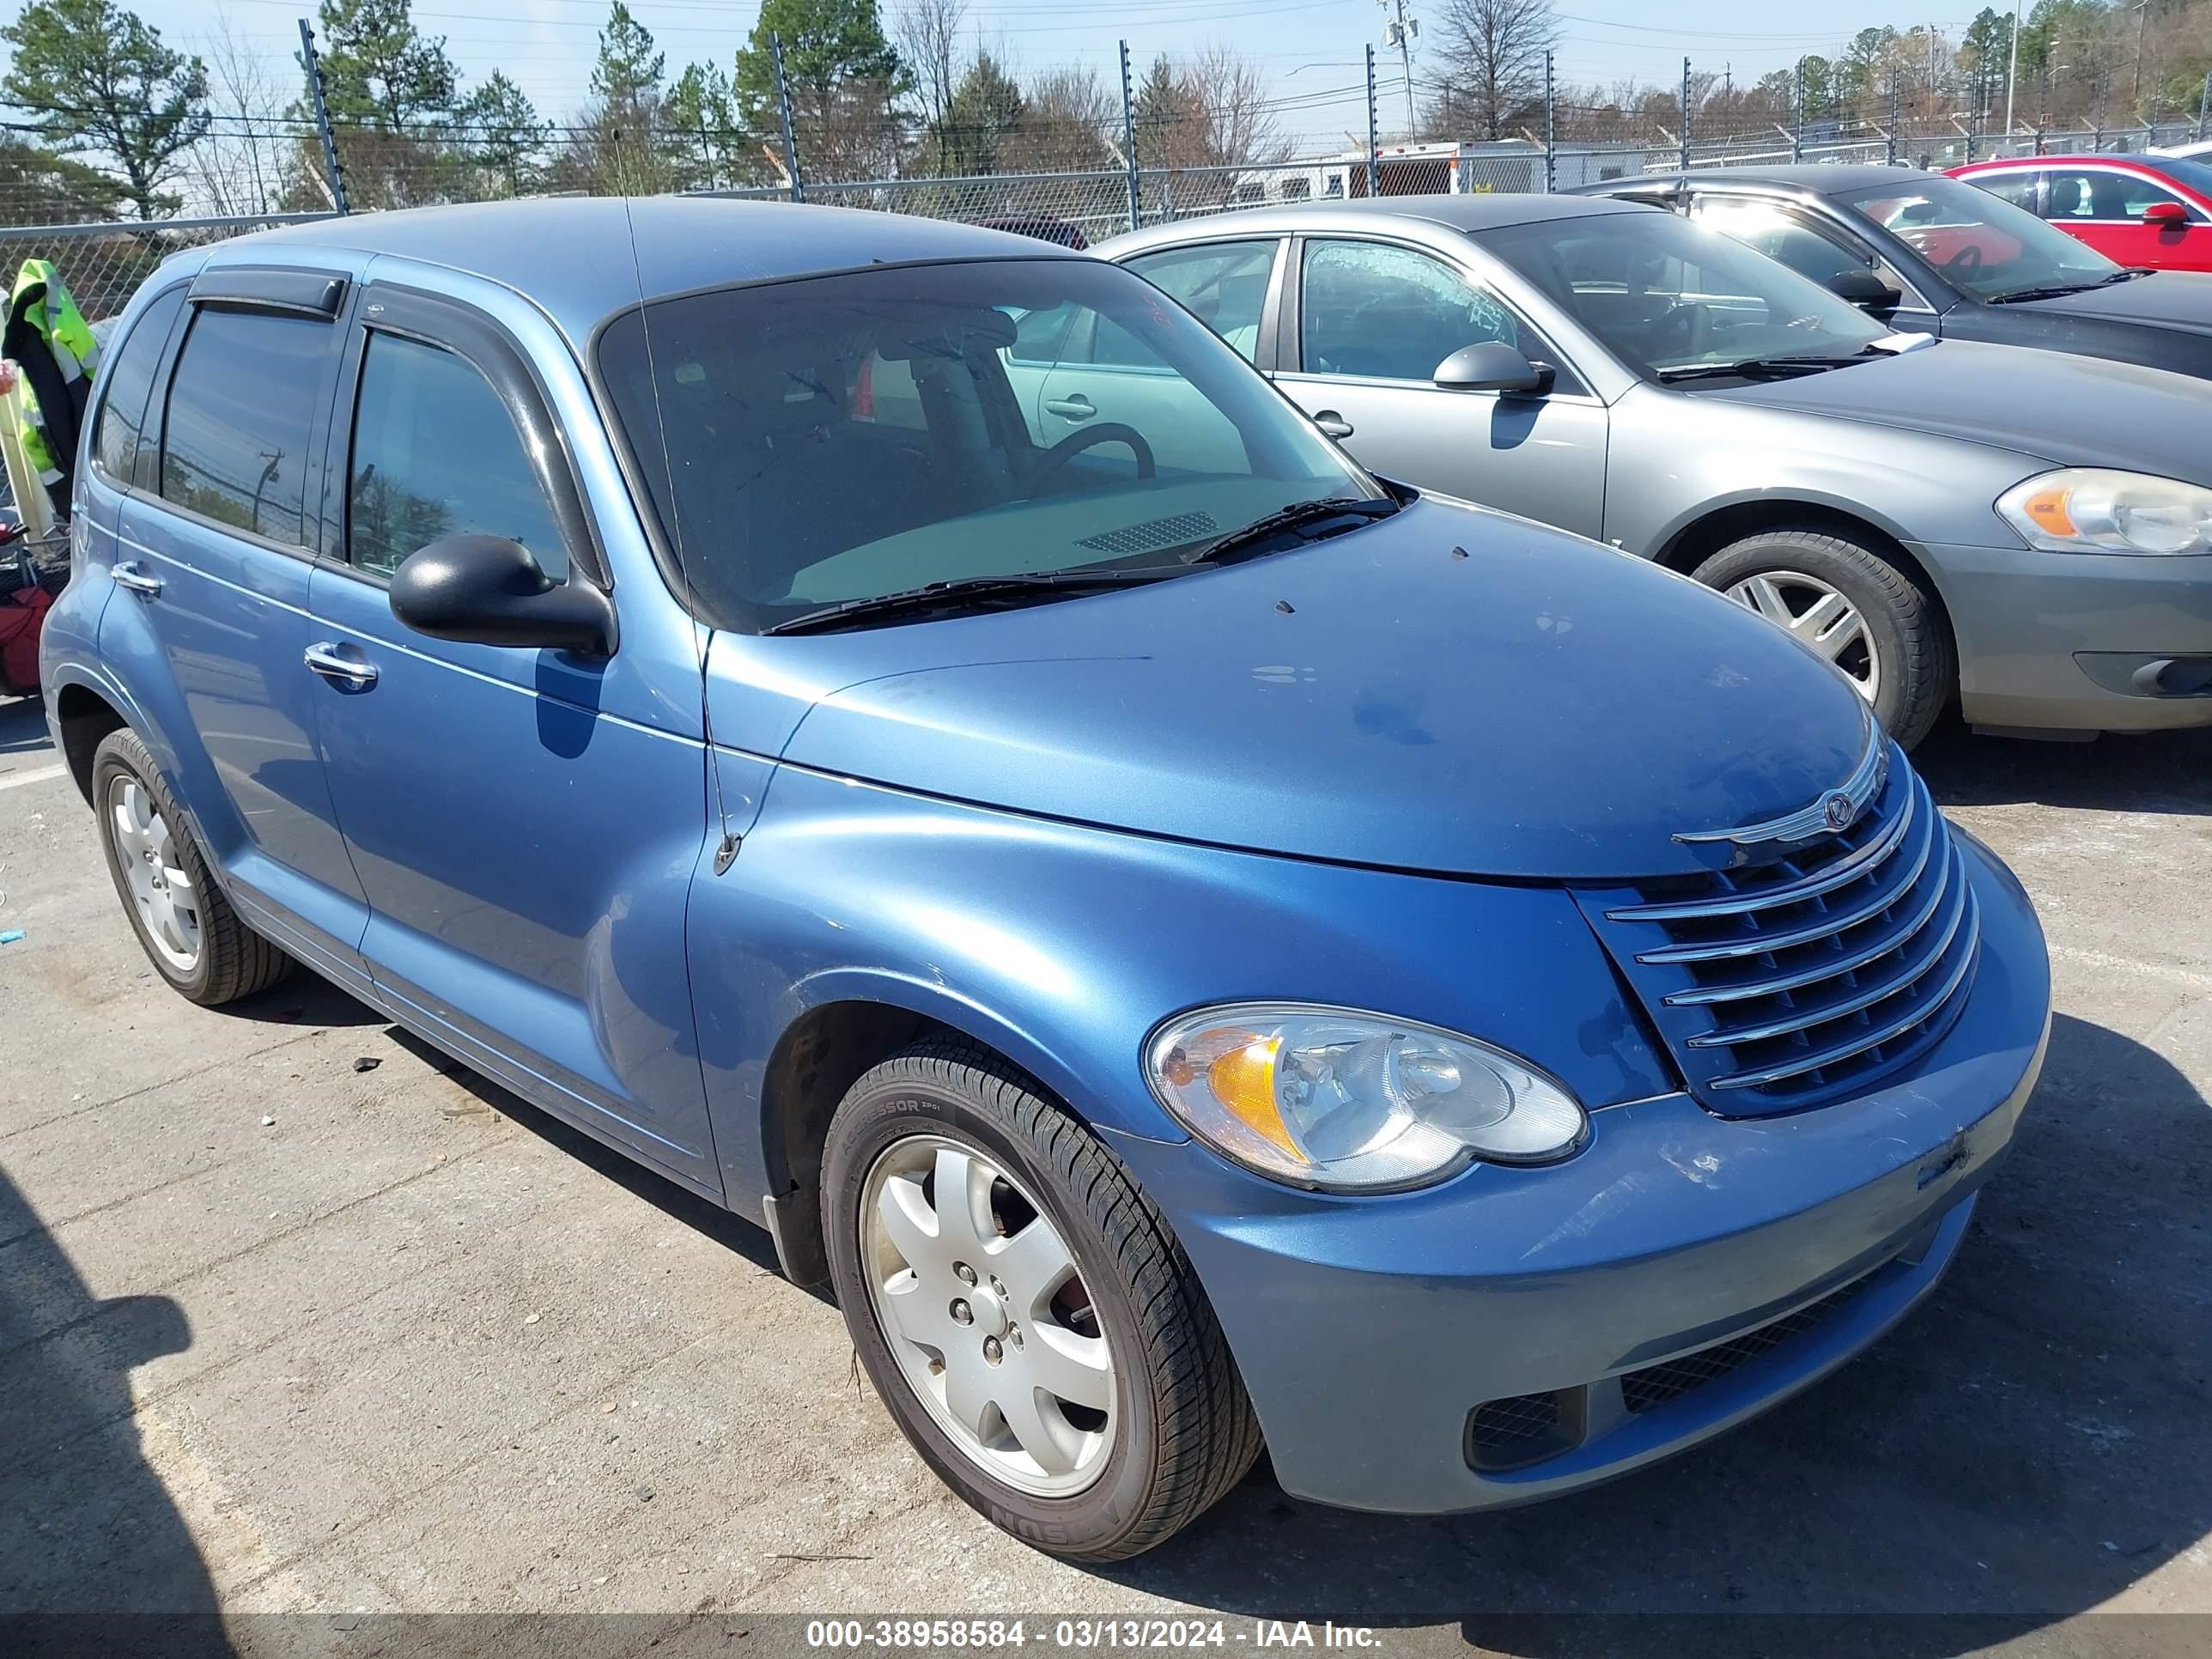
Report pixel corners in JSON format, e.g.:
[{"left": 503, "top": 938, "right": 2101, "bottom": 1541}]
[
  {"left": 1694, "top": 529, "right": 1953, "bottom": 750},
  {"left": 822, "top": 1039, "right": 1261, "bottom": 1560}
]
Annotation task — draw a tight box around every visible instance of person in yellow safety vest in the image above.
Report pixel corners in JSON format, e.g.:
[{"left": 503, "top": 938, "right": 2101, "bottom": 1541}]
[{"left": 3, "top": 258, "right": 99, "bottom": 512}]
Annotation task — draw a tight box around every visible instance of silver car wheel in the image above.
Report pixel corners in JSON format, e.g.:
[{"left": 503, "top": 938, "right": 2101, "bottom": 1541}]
[
  {"left": 861, "top": 1133, "right": 1117, "bottom": 1498},
  {"left": 1725, "top": 569, "right": 1881, "bottom": 705},
  {"left": 106, "top": 775, "right": 202, "bottom": 973}
]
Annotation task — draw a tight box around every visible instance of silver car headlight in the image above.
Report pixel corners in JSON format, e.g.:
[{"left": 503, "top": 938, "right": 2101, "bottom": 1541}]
[
  {"left": 1996, "top": 468, "right": 2212, "bottom": 555},
  {"left": 1143, "top": 1003, "right": 1588, "bottom": 1192}
]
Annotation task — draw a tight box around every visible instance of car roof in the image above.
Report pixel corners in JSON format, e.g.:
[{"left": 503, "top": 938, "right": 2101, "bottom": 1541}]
[
  {"left": 1572, "top": 163, "right": 1932, "bottom": 198},
  {"left": 1960, "top": 154, "right": 2164, "bottom": 167},
  {"left": 207, "top": 196, "right": 1087, "bottom": 339},
  {"left": 1098, "top": 191, "right": 1646, "bottom": 255}
]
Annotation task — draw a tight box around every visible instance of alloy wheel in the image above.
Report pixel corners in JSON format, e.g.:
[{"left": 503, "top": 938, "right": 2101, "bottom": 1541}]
[
  {"left": 106, "top": 775, "right": 202, "bottom": 973},
  {"left": 860, "top": 1133, "right": 1117, "bottom": 1497},
  {"left": 1725, "top": 569, "right": 1881, "bottom": 705}
]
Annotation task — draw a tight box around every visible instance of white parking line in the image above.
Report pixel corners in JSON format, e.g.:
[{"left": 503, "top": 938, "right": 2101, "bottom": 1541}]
[{"left": 0, "top": 762, "right": 65, "bottom": 792}]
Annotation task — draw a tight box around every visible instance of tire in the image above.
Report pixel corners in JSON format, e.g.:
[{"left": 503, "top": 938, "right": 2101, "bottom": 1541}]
[
  {"left": 91, "top": 726, "right": 292, "bottom": 1006},
  {"left": 822, "top": 1037, "right": 1261, "bottom": 1560},
  {"left": 1692, "top": 529, "right": 1953, "bottom": 750}
]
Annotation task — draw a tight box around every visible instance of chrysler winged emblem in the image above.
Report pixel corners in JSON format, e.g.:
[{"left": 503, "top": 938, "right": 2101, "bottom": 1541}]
[{"left": 1676, "top": 712, "right": 1887, "bottom": 848}]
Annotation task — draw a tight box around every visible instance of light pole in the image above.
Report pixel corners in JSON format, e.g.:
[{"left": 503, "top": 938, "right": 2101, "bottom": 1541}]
[
  {"left": 1378, "top": 0, "right": 1418, "bottom": 137},
  {"left": 2004, "top": 0, "right": 2023, "bottom": 137}
]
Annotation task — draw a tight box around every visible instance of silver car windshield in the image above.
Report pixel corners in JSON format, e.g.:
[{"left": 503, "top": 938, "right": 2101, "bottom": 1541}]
[
  {"left": 1482, "top": 209, "right": 1890, "bottom": 380},
  {"left": 1837, "top": 175, "right": 2120, "bottom": 300},
  {"left": 597, "top": 258, "right": 1380, "bottom": 633}
]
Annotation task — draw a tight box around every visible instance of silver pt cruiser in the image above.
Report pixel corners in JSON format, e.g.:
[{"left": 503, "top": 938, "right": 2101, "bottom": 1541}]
[{"left": 1097, "top": 195, "right": 2212, "bottom": 745}]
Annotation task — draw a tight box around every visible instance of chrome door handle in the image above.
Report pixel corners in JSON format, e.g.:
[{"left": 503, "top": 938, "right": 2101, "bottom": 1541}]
[
  {"left": 1043, "top": 394, "right": 1096, "bottom": 420},
  {"left": 111, "top": 562, "right": 163, "bottom": 598},
  {"left": 1313, "top": 410, "right": 1354, "bottom": 439},
  {"left": 303, "top": 641, "right": 378, "bottom": 688}
]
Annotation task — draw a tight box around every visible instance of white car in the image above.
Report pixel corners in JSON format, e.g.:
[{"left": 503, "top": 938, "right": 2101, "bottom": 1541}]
[{"left": 2147, "top": 138, "right": 2212, "bottom": 161}]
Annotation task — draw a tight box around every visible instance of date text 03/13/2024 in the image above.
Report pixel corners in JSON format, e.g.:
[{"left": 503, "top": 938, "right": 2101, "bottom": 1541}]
[{"left": 804, "top": 1620, "right": 1383, "bottom": 1650}]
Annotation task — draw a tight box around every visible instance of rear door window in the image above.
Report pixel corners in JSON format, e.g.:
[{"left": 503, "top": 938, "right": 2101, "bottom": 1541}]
[
  {"left": 158, "top": 307, "right": 331, "bottom": 550},
  {"left": 1122, "top": 241, "right": 1279, "bottom": 363},
  {"left": 1971, "top": 169, "right": 2042, "bottom": 213},
  {"left": 93, "top": 287, "right": 184, "bottom": 486},
  {"left": 344, "top": 331, "right": 568, "bottom": 581}
]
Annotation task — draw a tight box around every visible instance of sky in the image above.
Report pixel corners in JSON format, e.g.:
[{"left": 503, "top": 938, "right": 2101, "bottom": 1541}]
[{"left": 56, "top": 0, "right": 2014, "bottom": 150}]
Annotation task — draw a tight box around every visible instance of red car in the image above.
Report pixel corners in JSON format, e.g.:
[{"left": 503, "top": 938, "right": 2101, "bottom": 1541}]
[{"left": 1948, "top": 153, "right": 2212, "bottom": 271}]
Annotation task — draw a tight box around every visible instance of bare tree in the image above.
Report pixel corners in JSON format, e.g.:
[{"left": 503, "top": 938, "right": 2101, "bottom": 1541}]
[
  {"left": 186, "top": 8, "right": 283, "bottom": 216},
  {"left": 1187, "top": 43, "right": 1290, "bottom": 169},
  {"left": 1010, "top": 65, "right": 1115, "bottom": 171},
  {"left": 895, "top": 0, "right": 968, "bottom": 134},
  {"left": 1431, "top": 0, "right": 1558, "bottom": 140}
]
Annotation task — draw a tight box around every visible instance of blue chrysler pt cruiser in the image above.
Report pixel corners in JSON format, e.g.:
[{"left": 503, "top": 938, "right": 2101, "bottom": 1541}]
[{"left": 44, "top": 199, "right": 2050, "bottom": 1559}]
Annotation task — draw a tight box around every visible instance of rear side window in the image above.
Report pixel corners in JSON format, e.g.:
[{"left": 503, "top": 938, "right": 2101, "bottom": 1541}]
[
  {"left": 159, "top": 307, "right": 331, "bottom": 549},
  {"left": 345, "top": 331, "right": 568, "bottom": 581},
  {"left": 93, "top": 287, "right": 184, "bottom": 484},
  {"left": 1123, "top": 241, "right": 1278, "bottom": 363}
]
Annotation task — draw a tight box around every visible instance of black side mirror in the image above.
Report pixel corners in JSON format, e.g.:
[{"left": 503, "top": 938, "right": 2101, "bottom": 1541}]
[
  {"left": 1825, "top": 266, "right": 1903, "bottom": 312},
  {"left": 390, "top": 534, "right": 616, "bottom": 657},
  {"left": 1433, "top": 341, "right": 1553, "bottom": 395}
]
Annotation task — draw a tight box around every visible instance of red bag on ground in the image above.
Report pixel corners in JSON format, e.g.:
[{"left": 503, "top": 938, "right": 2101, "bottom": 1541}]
[{"left": 0, "top": 581, "right": 51, "bottom": 697}]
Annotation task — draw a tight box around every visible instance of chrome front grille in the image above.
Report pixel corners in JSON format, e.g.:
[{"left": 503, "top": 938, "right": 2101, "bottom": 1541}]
[{"left": 1577, "top": 750, "right": 1981, "bottom": 1115}]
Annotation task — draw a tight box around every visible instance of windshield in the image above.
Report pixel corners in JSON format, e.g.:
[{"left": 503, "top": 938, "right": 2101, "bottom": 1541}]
[
  {"left": 597, "top": 258, "right": 1378, "bottom": 632},
  {"left": 1480, "top": 208, "right": 1888, "bottom": 380},
  {"left": 1838, "top": 175, "right": 2118, "bottom": 300},
  {"left": 2152, "top": 154, "right": 2212, "bottom": 200}
]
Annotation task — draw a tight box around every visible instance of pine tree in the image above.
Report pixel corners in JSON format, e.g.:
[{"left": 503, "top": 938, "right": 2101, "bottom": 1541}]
[{"left": 1, "top": 0, "right": 210, "bottom": 220}]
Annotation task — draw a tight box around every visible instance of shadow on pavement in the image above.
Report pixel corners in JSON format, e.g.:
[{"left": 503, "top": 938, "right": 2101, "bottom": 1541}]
[
  {"left": 1106, "top": 1012, "right": 2211, "bottom": 1644},
  {"left": 0, "top": 1167, "right": 234, "bottom": 1656},
  {"left": 0, "top": 694, "right": 52, "bottom": 759},
  {"left": 1914, "top": 721, "right": 2212, "bottom": 816}
]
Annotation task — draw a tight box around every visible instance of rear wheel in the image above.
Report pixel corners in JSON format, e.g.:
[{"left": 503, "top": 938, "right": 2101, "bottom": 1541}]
[
  {"left": 1694, "top": 528, "right": 1952, "bottom": 750},
  {"left": 822, "top": 1038, "right": 1261, "bottom": 1560},
  {"left": 91, "top": 727, "right": 291, "bottom": 1005}
]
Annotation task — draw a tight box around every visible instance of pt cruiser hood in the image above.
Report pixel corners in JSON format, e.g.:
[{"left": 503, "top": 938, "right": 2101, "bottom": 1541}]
[
  {"left": 760, "top": 499, "right": 1870, "bottom": 881},
  {"left": 1709, "top": 338, "right": 2212, "bottom": 481}
]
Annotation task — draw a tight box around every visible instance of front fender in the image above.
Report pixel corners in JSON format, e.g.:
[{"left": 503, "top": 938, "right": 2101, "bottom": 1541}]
[{"left": 688, "top": 764, "right": 1675, "bottom": 1209}]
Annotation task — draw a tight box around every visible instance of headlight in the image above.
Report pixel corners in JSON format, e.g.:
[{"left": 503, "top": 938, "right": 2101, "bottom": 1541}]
[
  {"left": 1143, "top": 1003, "right": 1588, "bottom": 1192},
  {"left": 1996, "top": 468, "right": 2212, "bottom": 555}
]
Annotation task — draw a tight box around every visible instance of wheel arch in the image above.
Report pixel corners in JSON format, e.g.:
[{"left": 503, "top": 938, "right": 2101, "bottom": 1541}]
[
  {"left": 1652, "top": 497, "right": 1959, "bottom": 661},
  {"left": 51, "top": 673, "right": 134, "bottom": 805},
  {"left": 751, "top": 980, "right": 1103, "bottom": 1290}
]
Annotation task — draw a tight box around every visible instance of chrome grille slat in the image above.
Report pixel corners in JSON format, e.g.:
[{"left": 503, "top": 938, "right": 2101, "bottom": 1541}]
[
  {"left": 1706, "top": 893, "right": 1980, "bottom": 1089},
  {"left": 1607, "top": 781, "right": 1917, "bottom": 922},
  {"left": 1661, "top": 846, "right": 1953, "bottom": 1006},
  {"left": 1574, "top": 747, "right": 1983, "bottom": 1115},
  {"left": 1631, "top": 775, "right": 1937, "bottom": 964},
  {"left": 1681, "top": 843, "right": 1972, "bottom": 1045}
]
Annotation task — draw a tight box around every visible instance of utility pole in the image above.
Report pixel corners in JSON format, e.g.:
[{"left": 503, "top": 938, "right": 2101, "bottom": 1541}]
[
  {"left": 1378, "top": 0, "right": 1418, "bottom": 137},
  {"left": 2004, "top": 0, "right": 2022, "bottom": 136}
]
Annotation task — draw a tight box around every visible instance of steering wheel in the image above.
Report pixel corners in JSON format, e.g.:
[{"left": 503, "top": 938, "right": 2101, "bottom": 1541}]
[
  {"left": 1653, "top": 301, "right": 1715, "bottom": 359},
  {"left": 1945, "top": 244, "right": 1984, "bottom": 275},
  {"left": 1031, "top": 422, "right": 1156, "bottom": 483}
]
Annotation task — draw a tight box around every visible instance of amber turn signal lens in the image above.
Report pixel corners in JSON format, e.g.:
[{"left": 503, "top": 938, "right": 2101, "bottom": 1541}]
[
  {"left": 1206, "top": 1036, "right": 1299, "bottom": 1157},
  {"left": 2021, "top": 486, "right": 2076, "bottom": 538}
]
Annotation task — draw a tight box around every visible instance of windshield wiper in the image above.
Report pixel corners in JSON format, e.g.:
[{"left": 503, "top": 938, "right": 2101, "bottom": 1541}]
[
  {"left": 1986, "top": 280, "right": 2108, "bottom": 304},
  {"left": 762, "top": 566, "right": 1188, "bottom": 635},
  {"left": 1656, "top": 349, "right": 1884, "bottom": 385},
  {"left": 1182, "top": 495, "right": 1400, "bottom": 567},
  {"left": 2101, "top": 266, "right": 2155, "bottom": 283}
]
